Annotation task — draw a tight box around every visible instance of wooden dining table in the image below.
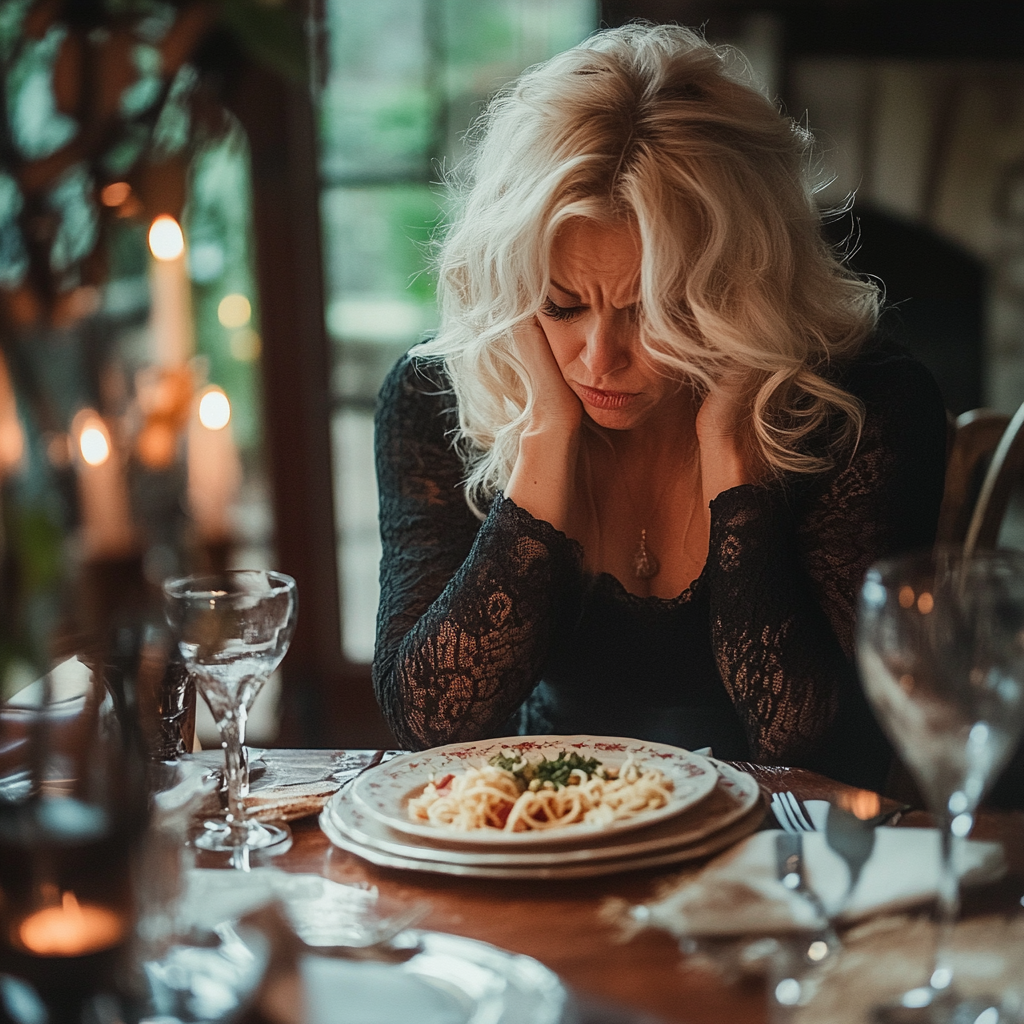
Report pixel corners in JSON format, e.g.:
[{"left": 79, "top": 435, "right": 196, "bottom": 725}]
[{"left": 205, "top": 750, "right": 1024, "bottom": 1024}]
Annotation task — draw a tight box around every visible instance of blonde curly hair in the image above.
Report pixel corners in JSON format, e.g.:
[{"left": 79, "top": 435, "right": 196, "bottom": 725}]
[{"left": 419, "top": 22, "right": 878, "bottom": 507}]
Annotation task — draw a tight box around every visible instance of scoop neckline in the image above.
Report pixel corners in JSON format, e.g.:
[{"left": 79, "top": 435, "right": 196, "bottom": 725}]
[{"left": 590, "top": 568, "right": 702, "bottom": 606}]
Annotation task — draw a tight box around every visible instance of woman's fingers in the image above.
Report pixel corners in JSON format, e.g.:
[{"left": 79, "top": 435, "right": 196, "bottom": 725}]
[
  {"left": 514, "top": 317, "right": 582, "bottom": 432},
  {"left": 695, "top": 377, "right": 757, "bottom": 501},
  {"left": 695, "top": 374, "right": 749, "bottom": 443},
  {"left": 505, "top": 319, "right": 583, "bottom": 532}
]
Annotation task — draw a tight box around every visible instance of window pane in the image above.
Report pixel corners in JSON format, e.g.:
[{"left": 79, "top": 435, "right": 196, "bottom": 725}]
[
  {"left": 320, "top": 0, "right": 433, "bottom": 180},
  {"left": 320, "top": 0, "right": 597, "bottom": 664},
  {"left": 333, "top": 409, "right": 379, "bottom": 662}
]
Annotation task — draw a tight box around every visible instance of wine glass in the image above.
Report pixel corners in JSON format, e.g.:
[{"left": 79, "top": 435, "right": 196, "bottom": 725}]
[
  {"left": 163, "top": 570, "right": 297, "bottom": 857},
  {"left": 856, "top": 547, "right": 1024, "bottom": 1021}
]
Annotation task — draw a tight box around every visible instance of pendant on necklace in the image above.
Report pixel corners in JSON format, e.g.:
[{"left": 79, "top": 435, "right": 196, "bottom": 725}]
[{"left": 633, "top": 528, "right": 661, "bottom": 580}]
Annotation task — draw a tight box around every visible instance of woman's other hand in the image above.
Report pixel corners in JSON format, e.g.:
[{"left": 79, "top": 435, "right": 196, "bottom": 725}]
[{"left": 695, "top": 376, "right": 757, "bottom": 506}]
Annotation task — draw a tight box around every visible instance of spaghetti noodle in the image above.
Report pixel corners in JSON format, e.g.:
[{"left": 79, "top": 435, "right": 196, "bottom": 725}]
[{"left": 406, "top": 752, "right": 675, "bottom": 833}]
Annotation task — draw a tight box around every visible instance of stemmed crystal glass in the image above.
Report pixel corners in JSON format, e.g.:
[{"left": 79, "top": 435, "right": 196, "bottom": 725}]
[
  {"left": 164, "top": 570, "right": 297, "bottom": 857},
  {"left": 856, "top": 547, "right": 1024, "bottom": 1021}
]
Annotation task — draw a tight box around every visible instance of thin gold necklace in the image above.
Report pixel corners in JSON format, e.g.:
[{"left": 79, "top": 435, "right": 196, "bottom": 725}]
[
  {"left": 610, "top": 453, "right": 679, "bottom": 582},
  {"left": 633, "top": 527, "right": 659, "bottom": 580},
  {"left": 612, "top": 445, "right": 702, "bottom": 582},
  {"left": 582, "top": 429, "right": 699, "bottom": 582}
]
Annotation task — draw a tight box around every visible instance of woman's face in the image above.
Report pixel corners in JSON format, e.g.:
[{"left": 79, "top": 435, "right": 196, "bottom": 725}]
[{"left": 540, "top": 218, "right": 676, "bottom": 431}]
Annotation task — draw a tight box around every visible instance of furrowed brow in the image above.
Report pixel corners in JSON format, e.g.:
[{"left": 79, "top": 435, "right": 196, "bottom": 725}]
[{"left": 548, "top": 279, "right": 581, "bottom": 301}]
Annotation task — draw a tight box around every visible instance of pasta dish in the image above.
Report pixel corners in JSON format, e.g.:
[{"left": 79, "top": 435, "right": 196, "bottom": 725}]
[{"left": 406, "top": 750, "right": 675, "bottom": 832}]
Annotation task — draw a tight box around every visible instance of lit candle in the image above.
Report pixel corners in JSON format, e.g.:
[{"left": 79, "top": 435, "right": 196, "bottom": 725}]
[
  {"left": 73, "top": 409, "right": 135, "bottom": 559},
  {"left": 837, "top": 787, "right": 882, "bottom": 821},
  {"left": 19, "top": 891, "right": 125, "bottom": 957},
  {"left": 148, "top": 215, "right": 194, "bottom": 367},
  {"left": 187, "top": 385, "right": 241, "bottom": 542}
]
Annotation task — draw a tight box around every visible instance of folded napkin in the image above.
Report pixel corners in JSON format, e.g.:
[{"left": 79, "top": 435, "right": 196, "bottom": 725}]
[
  {"left": 632, "top": 827, "right": 1005, "bottom": 938},
  {"left": 186, "top": 749, "right": 404, "bottom": 822}
]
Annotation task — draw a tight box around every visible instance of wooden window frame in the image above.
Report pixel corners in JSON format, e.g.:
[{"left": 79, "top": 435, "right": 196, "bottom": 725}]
[{"left": 227, "top": 58, "right": 394, "bottom": 748}]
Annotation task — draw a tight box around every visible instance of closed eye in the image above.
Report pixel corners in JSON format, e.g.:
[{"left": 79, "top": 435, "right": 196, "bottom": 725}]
[{"left": 541, "top": 298, "right": 585, "bottom": 322}]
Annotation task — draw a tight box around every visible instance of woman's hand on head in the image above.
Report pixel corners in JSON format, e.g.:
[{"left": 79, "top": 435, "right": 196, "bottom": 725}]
[
  {"left": 516, "top": 317, "right": 583, "bottom": 436},
  {"left": 504, "top": 318, "right": 583, "bottom": 534},
  {"left": 695, "top": 376, "right": 758, "bottom": 505}
]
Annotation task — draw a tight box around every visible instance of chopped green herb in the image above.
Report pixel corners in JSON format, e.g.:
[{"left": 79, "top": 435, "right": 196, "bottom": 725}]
[
  {"left": 488, "top": 749, "right": 605, "bottom": 789},
  {"left": 488, "top": 752, "right": 522, "bottom": 774}
]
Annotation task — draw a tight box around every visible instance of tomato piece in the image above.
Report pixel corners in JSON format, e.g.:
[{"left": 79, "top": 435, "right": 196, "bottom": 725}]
[{"left": 434, "top": 773, "right": 454, "bottom": 792}]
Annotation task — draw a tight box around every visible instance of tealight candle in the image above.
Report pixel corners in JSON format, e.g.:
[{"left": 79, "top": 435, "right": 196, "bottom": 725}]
[{"left": 18, "top": 891, "right": 125, "bottom": 957}]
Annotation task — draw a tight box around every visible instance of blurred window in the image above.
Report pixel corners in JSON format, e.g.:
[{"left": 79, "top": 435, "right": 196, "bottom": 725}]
[{"left": 318, "top": 0, "right": 596, "bottom": 662}]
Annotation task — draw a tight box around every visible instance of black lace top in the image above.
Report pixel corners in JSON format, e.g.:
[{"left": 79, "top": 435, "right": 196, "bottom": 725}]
[{"left": 372, "top": 341, "right": 947, "bottom": 791}]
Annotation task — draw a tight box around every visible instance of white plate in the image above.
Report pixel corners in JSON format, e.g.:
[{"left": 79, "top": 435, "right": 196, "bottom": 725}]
[
  {"left": 350, "top": 735, "right": 718, "bottom": 846},
  {"left": 319, "top": 796, "right": 766, "bottom": 880},
  {"left": 302, "top": 930, "right": 567, "bottom": 1024},
  {"left": 327, "top": 760, "right": 761, "bottom": 867}
]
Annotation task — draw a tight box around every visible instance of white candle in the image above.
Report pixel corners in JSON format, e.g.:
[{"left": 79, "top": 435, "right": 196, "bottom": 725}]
[
  {"left": 187, "top": 386, "right": 242, "bottom": 542},
  {"left": 19, "top": 891, "right": 125, "bottom": 957},
  {"left": 148, "top": 215, "right": 194, "bottom": 367},
  {"left": 73, "top": 410, "right": 135, "bottom": 559}
]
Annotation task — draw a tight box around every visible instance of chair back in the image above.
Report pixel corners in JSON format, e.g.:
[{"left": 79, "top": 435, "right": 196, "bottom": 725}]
[{"left": 936, "top": 405, "right": 1024, "bottom": 554}]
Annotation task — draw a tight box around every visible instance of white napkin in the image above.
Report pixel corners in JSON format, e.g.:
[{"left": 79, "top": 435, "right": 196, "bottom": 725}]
[
  {"left": 302, "top": 958, "right": 470, "bottom": 1024},
  {"left": 636, "top": 827, "right": 1005, "bottom": 938},
  {"left": 5, "top": 656, "right": 92, "bottom": 706},
  {"left": 175, "top": 868, "right": 426, "bottom": 948}
]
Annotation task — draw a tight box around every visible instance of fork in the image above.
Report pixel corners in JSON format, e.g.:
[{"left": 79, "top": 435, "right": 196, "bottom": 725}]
[
  {"left": 775, "top": 831, "right": 841, "bottom": 956},
  {"left": 772, "top": 790, "right": 883, "bottom": 922},
  {"left": 771, "top": 790, "right": 816, "bottom": 833}
]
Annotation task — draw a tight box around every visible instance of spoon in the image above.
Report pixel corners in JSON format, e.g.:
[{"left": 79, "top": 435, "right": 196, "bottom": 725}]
[{"left": 823, "top": 804, "right": 877, "bottom": 915}]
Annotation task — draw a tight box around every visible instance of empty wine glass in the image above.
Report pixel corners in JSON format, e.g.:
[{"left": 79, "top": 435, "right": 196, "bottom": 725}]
[
  {"left": 163, "top": 571, "right": 297, "bottom": 857},
  {"left": 856, "top": 547, "right": 1024, "bottom": 1022}
]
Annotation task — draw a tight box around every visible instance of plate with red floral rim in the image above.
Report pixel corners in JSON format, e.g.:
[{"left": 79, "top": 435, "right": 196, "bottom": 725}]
[
  {"left": 348, "top": 735, "right": 719, "bottom": 847},
  {"left": 327, "top": 759, "right": 762, "bottom": 866},
  {"left": 319, "top": 791, "right": 767, "bottom": 880}
]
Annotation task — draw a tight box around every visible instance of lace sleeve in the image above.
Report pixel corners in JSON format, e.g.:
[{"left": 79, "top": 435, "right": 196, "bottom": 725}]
[
  {"left": 372, "top": 354, "right": 584, "bottom": 750},
  {"left": 704, "top": 351, "right": 947, "bottom": 787}
]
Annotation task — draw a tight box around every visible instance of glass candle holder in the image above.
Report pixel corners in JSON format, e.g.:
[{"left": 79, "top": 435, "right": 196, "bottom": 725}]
[{"left": 0, "top": 671, "right": 149, "bottom": 1018}]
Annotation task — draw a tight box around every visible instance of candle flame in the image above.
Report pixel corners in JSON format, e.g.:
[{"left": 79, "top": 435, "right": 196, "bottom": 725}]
[
  {"left": 149, "top": 215, "right": 185, "bottom": 261},
  {"left": 19, "top": 890, "right": 125, "bottom": 956},
  {"left": 199, "top": 388, "right": 231, "bottom": 430},
  {"left": 836, "top": 788, "right": 882, "bottom": 820},
  {"left": 80, "top": 421, "right": 111, "bottom": 466}
]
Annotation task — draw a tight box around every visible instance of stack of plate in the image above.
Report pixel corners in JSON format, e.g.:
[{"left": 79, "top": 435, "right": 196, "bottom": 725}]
[{"left": 320, "top": 736, "right": 767, "bottom": 880}]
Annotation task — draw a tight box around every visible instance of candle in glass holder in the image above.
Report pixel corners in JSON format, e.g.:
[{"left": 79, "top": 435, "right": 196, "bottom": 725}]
[{"left": 18, "top": 891, "right": 125, "bottom": 957}]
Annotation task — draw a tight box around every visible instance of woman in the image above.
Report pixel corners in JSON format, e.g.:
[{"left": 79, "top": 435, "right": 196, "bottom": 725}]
[{"left": 372, "top": 23, "right": 947, "bottom": 790}]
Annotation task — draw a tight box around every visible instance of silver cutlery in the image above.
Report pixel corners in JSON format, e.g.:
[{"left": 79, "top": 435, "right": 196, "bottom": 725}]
[
  {"left": 775, "top": 831, "right": 841, "bottom": 956},
  {"left": 823, "top": 804, "right": 877, "bottom": 914},
  {"left": 771, "top": 790, "right": 816, "bottom": 833},
  {"left": 773, "top": 790, "right": 902, "bottom": 916}
]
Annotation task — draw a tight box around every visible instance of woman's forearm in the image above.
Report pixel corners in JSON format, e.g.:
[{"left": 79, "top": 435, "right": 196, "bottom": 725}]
[{"left": 505, "top": 427, "right": 580, "bottom": 535}]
